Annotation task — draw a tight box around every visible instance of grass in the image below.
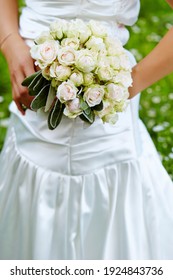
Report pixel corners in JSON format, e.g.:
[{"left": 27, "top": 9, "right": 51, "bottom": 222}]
[
  {"left": 0, "top": 0, "right": 173, "bottom": 177},
  {"left": 126, "top": 0, "right": 173, "bottom": 177}
]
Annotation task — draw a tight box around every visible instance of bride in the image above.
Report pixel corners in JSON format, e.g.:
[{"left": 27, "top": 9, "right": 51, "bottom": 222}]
[{"left": 0, "top": 0, "right": 173, "bottom": 260}]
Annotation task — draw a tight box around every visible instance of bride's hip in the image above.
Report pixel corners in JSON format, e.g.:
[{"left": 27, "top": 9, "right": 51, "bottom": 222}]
[{"left": 6, "top": 101, "right": 139, "bottom": 175}]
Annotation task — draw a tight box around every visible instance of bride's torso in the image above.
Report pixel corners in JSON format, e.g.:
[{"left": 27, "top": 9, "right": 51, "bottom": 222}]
[
  {"left": 23, "top": 0, "right": 139, "bottom": 21},
  {"left": 20, "top": 0, "right": 140, "bottom": 45},
  {"left": 9, "top": 0, "right": 142, "bottom": 174}
]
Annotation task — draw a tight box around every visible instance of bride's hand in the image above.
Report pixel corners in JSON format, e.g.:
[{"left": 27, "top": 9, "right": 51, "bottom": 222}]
[{"left": 1, "top": 33, "right": 36, "bottom": 115}]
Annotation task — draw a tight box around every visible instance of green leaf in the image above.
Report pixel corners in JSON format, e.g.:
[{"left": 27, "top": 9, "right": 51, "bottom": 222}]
[
  {"left": 79, "top": 98, "right": 89, "bottom": 111},
  {"left": 32, "top": 76, "right": 49, "bottom": 93},
  {"left": 31, "top": 84, "right": 50, "bottom": 110},
  {"left": 81, "top": 109, "right": 95, "bottom": 124},
  {"left": 21, "top": 70, "right": 42, "bottom": 87},
  {"left": 45, "top": 85, "right": 56, "bottom": 112},
  {"left": 79, "top": 113, "right": 91, "bottom": 123},
  {"left": 84, "top": 107, "right": 91, "bottom": 115},
  {"left": 93, "top": 101, "right": 103, "bottom": 111},
  {"left": 48, "top": 99, "right": 64, "bottom": 130}
]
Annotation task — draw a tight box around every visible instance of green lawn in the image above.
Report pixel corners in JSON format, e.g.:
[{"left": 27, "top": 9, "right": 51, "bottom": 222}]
[
  {"left": 126, "top": 0, "right": 173, "bottom": 177},
  {"left": 0, "top": 0, "right": 173, "bottom": 177}
]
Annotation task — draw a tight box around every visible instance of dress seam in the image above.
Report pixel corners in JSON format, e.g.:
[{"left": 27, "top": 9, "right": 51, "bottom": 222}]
[{"left": 5, "top": 126, "right": 144, "bottom": 178}]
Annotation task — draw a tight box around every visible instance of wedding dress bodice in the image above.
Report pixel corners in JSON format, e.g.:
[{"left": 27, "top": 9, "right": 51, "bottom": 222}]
[{"left": 20, "top": 0, "right": 140, "bottom": 45}]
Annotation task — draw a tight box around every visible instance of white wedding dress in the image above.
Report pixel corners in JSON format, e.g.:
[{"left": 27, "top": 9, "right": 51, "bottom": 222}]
[{"left": 0, "top": 0, "right": 173, "bottom": 260}]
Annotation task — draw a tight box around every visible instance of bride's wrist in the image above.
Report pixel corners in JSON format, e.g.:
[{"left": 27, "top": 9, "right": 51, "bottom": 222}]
[
  {"left": 128, "top": 66, "right": 141, "bottom": 98},
  {"left": 0, "top": 32, "right": 22, "bottom": 54}
]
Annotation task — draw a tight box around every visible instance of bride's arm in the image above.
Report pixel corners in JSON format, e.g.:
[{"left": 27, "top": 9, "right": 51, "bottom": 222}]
[
  {"left": 166, "top": 0, "right": 173, "bottom": 8},
  {"left": 129, "top": 26, "right": 173, "bottom": 98},
  {"left": 0, "top": 0, "right": 35, "bottom": 114},
  {"left": 129, "top": 0, "right": 173, "bottom": 98}
]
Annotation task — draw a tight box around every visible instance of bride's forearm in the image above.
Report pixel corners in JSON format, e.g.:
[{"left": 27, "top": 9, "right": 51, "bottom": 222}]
[
  {"left": 129, "top": 27, "right": 173, "bottom": 97},
  {"left": 0, "top": 0, "right": 19, "bottom": 52},
  {"left": 166, "top": 0, "right": 173, "bottom": 8}
]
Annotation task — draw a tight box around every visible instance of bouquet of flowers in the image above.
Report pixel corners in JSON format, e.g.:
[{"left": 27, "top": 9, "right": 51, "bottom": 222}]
[{"left": 22, "top": 19, "right": 132, "bottom": 130}]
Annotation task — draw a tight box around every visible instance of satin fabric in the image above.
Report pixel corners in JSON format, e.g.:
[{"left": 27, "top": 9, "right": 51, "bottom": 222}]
[
  {"left": 19, "top": 0, "right": 140, "bottom": 45},
  {"left": 1, "top": 0, "right": 173, "bottom": 260}
]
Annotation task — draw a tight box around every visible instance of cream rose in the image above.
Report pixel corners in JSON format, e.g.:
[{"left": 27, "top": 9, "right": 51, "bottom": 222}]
[
  {"left": 83, "top": 85, "right": 105, "bottom": 107},
  {"left": 30, "top": 40, "right": 59, "bottom": 68},
  {"left": 108, "top": 56, "right": 121, "bottom": 70},
  {"left": 34, "top": 31, "right": 54, "bottom": 45},
  {"left": 58, "top": 46, "right": 76, "bottom": 66},
  {"left": 70, "top": 70, "right": 84, "bottom": 86},
  {"left": 96, "top": 100, "right": 114, "bottom": 118},
  {"left": 83, "top": 73, "right": 94, "bottom": 86},
  {"left": 56, "top": 80, "right": 78, "bottom": 103},
  {"left": 106, "top": 83, "right": 128, "bottom": 101},
  {"left": 50, "top": 19, "right": 69, "bottom": 39},
  {"left": 50, "top": 62, "right": 71, "bottom": 81},
  {"left": 112, "top": 70, "right": 132, "bottom": 88},
  {"left": 119, "top": 53, "right": 131, "bottom": 70},
  {"left": 88, "top": 20, "right": 107, "bottom": 38},
  {"left": 102, "top": 112, "right": 118, "bottom": 125},
  {"left": 75, "top": 49, "right": 96, "bottom": 73},
  {"left": 85, "top": 36, "right": 106, "bottom": 52},
  {"left": 96, "top": 66, "right": 113, "bottom": 82},
  {"left": 67, "top": 19, "right": 91, "bottom": 43},
  {"left": 114, "top": 99, "right": 129, "bottom": 112},
  {"left": 61, "top": 37, "right": 80, "bottom": 50},
  {"left": 64, "top": 98, "right": 82, "bottom": 118}
]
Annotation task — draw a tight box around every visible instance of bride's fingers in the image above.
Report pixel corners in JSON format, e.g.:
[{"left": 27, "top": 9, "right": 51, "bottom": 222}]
[
  {"left": 12, "top": 66, "right": 35, "bottom": 109},
  {"left": 24, "top": 58, "right": 36, "bottom": 77},
  {"left": 12, "top": 86, "right": 26, "bottom": 115},
  {"left": 12, "top": 77, "right": 34, "bottom": 114}
]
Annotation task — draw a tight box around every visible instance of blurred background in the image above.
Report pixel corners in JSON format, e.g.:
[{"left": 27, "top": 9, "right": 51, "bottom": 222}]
[{"left": 0, "top": 0, "right": 173, "bottom": 178}]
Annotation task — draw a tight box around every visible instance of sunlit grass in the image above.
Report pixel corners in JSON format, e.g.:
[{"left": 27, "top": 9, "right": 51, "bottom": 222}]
[{"left": 126, "top": 0, "right": 173, "bottom": 177}]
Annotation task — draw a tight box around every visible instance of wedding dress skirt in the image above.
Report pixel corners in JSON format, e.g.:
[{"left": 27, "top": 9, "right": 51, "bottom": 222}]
[
  {"left": 1, "top": 99, "right": 173, "bottom": 260},
  {"left": 1, "top": 0, "right": 173, "bottom": 260}
]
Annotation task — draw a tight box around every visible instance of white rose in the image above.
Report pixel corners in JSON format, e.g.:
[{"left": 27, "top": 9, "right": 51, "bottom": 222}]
[
  {"left": 102, "top": 112, "right": 118, "bottom": 125},
  {"left": 66, "top": 20, "right": 80, "bottom": 38},
  {"left": 114, "top": 99, "right": 129, "bottom": 112},
  {"left": 112, "top": 70, "right": 132, "bottom": 88},
  {"left": 64, "top": 98, "right": 82, "bottom": 118},
  {"left": 50, "top": 62, "right": 71, "bottom": 81},
  {"left": 106, "top": 83, "right": 128, "bottom": 101},
  {"left": 83, "top": 85, "right": 105, "bottom": 107},
  {"left": 104, "top": 36, "right": 122, "bottom": 49},
  {"left": 83, "top": 73, "right": 94, "bottom": 86},
  {"left": 96, "top": 66, "right": 113, "bottom": 81},
  {"left": 61, "top": 37, "right": 80, "bottom": 50},
  {"left": 95, "top": 99, "right": 114, "bottom": 119},
  {"left": 104, "top": 36, "right": 124, "bottom": 56},
  {"left": 119, "top": 53, "right": 131, "bottom": 70},
  {"left": 50, "top": 19, "right": 69, "bottom": 39},
  {"left": 76, "top": 19, "right": 92, "bottom": 43},
  {"left": 88, "top": 20, "right": 107, "bottom": 38},
  {"left": 70, "top": 70, "right": 84, "bottom": 86},
  {"left": 108, "top": 56, "right": 121, "bottom": 70},
  {"left": 30, "top": 40, "right": 59, "bottom": 68},
  {"left": 85, "top": 36, "right": 106, "bottom": 52},
  {"left": 67, "top": 19, "right": 91, "bottom": 43},
  {"left": 58, "top": 46, "right": 76, "bottom": 66},
  {"left": 97, "top": 54, "right": 109, "bottom": 68},
  {"left": 34, "top": 31, "right": 54, "bottom": 44},
  {"left": 75, "top": 49, "right": 96, "bottom": 73},
  {"left": 107, "top": 45, "right": 124, "bottom": 56},
  {"left": 56, "top": 80, "right": 78, "bottom": 103}
]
